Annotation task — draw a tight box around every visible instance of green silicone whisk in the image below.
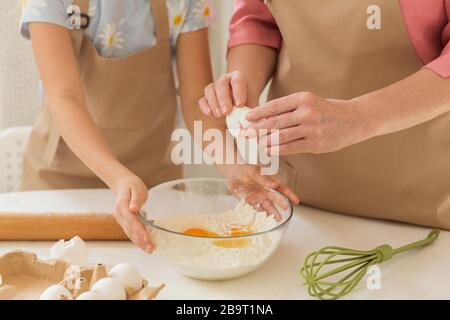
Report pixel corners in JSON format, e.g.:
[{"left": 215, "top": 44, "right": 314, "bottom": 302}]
[{"left": 301, "top": 229, "right": 440, "bottom": 300}]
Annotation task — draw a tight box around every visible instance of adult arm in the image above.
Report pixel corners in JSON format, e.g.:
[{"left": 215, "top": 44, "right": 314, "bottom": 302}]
[
  {"left": 199, "top": 0, "right": 281, "bottom": 116},
  {"left": 243, "top": 2, "right": 450, "bottom": 154},
  {"left": 245, "top": 70, "right": 450, "bottom": 155},
  {"left": 177, "top": 29, "right": 299, "bottom": 205}
]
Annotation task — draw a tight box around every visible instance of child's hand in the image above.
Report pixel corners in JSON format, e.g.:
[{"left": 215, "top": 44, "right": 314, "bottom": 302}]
[
  {"left": 199, "top": 71, "right": 257, "bottom": 118},
  {"left": 112, "top": 174, "right": 153, "bottom": 253},
  {"left": 218, "top": 164, "right": 300, "bottom": 217}
]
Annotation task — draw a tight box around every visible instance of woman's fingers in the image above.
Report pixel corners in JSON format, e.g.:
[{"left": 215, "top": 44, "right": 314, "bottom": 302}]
[
  {"left": 216, "top": 75, "right": 233, "bottom": 114},
  {"left": 204, "top": 84, "right": 222, "bottom": 118},
  {"left": 247, "top": 93, "right": 300, "bottom": 122},
  {"left": 248, "top": 112, "right": 298, "bottom": 132},
  {"left": 229, "top": 71, "right": 247, "bottom": 107},
  {"left": 241, "top": 113, "right": 301, "bottom": 139},
  {"left": 241, "top": 112, "right": 306, "bottom": 141},
  {"left": 265, "top": 126, "right": 310, "bottom": 147},
  {"left": 198, "top": 97, "right": 212, "bottom": 116},
  {"left": 199, "top": 71, "right": 250, "bottom": 118}
]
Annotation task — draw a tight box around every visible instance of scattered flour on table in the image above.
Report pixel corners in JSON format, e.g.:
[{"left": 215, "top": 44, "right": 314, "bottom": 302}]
[{"left": 151, "top": 202, "right": 283, "bottom": 279}]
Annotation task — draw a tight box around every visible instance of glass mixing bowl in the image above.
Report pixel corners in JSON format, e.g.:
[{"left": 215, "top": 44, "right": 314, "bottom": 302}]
[{"left": 140, "top": 178, "right": 293, "bottom": 281}]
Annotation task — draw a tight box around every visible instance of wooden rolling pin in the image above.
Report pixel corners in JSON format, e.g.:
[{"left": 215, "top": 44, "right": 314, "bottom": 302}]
[{"left": 0, "top": 212, "right": 128, "bottom": 240}]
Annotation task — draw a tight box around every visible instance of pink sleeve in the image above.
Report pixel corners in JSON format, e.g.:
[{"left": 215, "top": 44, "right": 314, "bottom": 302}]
[
  {"left": 400, "top": 0, "right": 450, "bottom": 78},
  {"left": 425, "top": 10, "right": 450, "bottom": 78},
  {"left": 228, "top": 0, "right": 282, "bottom": 50}
]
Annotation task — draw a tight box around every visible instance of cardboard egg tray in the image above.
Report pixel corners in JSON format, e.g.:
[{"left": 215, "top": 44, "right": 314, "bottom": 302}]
[{"left": 0, "top": 251, "right": 164, "bottom": 300}]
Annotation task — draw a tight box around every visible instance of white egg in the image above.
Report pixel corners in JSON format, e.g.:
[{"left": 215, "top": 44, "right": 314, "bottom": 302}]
[
  {"left": 226, "top": 107, "right": 253, "bottom": 138},
  {"left": 40, "top": 285, "right": 73, "bottom": 300},
  {"left": 76, "top": 291, "right": 101, "bottom": 300},
  {"left": 109, "top": 263, "right": 143, "bottom": 292},
  {"left": 91, "top": 278, "right": 127, "bottom": 300},
  {"left": 50, "top": 236, "right": 88, "bottom": 266}
]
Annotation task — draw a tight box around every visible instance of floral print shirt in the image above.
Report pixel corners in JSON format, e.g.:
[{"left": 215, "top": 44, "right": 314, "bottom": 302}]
[{"left": 20, "top": 0, "right": 214, "bottom": 58}]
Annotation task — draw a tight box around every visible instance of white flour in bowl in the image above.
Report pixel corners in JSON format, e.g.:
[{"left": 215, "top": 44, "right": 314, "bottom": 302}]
[{"left": 150, "top": 202, "right": 284, "bottom": 280}]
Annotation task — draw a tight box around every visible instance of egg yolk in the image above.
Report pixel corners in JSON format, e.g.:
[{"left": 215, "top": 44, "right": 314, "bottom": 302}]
[
  {"left": 183, "top": 228, "right": 220, "bottom": 238},
  {"left": 182, "top": 227, "right": 253, "bottom": 248}
]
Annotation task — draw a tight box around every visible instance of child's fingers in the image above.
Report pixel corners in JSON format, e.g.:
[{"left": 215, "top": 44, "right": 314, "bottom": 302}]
[
  {"left": 277, "top": 183, "right": 300, "bottom": 205},
  {"left": 115, "top": 187, "right": 153, "bottom": 253},
  {"left": 244, "top": 189, "right": 282, "bottom": 220},
  {"left": 249, "top": 169, "right": 280, "bottom": 190},
  {"left": 126, "top": 210, "right": 154, "bottom": 253},
  {"left": 114, "top": 201, "right": 145, "bottom": 250},
  {"left": 260, "top": 199, "right": 282, "bottom": 222},
  {"left": 129, "top": 186, "right": 147, "bottom": 214},
  {"left": 246, "top": 168, "right": 299, "bottom": 208},
  {"left": 115, "top": 206, "right": 153, "bottom": 253},
  {"left": 266, "top": 189, "right": 290, "bottom": 210},
  {"left": 129, "top": 194, "right": 141, "bottom": 214}
]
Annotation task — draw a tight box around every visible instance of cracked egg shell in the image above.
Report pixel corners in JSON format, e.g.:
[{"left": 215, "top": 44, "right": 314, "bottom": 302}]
[
  {"left": 226, "top": 107, "right": 253, "bottom": 138},
  {"left": 50, "top": 236, "right": 88, "bottom": 266}
]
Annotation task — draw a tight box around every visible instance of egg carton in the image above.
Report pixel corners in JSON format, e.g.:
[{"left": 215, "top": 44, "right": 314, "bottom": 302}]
[{"left": 0, "top": 250, "right": 164, "bottom": 300}]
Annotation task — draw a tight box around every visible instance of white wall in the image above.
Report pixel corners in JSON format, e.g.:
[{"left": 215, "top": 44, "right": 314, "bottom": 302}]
[
  {"left": 209, "top": 0, "right": 234, "bottom": 78},
  {"left": 0, "top": 1, "right": 40, "bottom": 130}
]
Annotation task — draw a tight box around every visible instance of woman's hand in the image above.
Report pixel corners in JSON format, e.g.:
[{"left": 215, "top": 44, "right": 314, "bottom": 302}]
[
  {"left": 112, "top": 174, "right": 153, "bottom": 253},
  {"left": 198, "top": 71, "right": 258, "bottom": 118},
  {"left": 243, "top": 92, "right": 370, "bottom": 155}
]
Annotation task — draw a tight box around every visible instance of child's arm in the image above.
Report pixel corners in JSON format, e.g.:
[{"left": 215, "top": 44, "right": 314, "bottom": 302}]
[
  {"left": 176, "top": 29, "right": 226, "bottom": 147},
  {"left": 29, "top": 23, "right": 152, "bottom": 252},
  {"left": 176, "top": 29, "right": 299, "bottom": 204}
]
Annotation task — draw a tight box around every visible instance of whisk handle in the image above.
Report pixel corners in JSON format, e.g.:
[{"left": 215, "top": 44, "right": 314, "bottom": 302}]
[{"left": 393, "top": 229, "right": 440, "bottom": 256}]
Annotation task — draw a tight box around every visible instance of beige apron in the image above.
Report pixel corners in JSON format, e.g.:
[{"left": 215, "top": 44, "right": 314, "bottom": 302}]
[
  {"left": 267, "top": 0, "right": 450, "bottom": 229},
  {"left": 22, "top": 0, "right": 182, "bottom": 190}
]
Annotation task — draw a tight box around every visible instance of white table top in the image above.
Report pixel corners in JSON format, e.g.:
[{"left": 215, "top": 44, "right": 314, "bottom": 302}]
[{"left": 0, "top": 189, "right": 449, "bottom": 300}]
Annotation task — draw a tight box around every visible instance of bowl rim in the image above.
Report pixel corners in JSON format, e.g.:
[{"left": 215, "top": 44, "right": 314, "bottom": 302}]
[{"left": 139, "top": 178, "right": 294, "bottom": 239}]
